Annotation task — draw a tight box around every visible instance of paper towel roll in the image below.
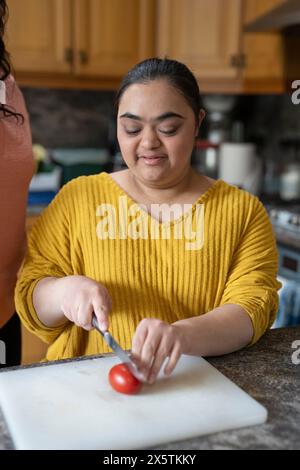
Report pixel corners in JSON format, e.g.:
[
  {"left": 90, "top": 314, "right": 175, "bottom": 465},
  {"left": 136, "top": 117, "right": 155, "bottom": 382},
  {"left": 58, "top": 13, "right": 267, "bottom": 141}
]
[{"left": 219, "top": 143, "right": 256, "bottom": 185}]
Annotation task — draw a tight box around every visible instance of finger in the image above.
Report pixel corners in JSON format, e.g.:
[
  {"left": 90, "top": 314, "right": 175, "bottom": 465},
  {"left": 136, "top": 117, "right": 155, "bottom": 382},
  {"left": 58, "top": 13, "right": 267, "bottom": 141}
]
[
  {"left": 101, "top": 285, "right": 112, "bottom": 307},
  {"left": 147, "top": 339, "right": 172, "bottom": 384},
  {"left": 93, "top": 303, "right": 109, "bottom": 331},
  {"left": 139, "top": 333, "right": 161, "bottom": 378},
  {"left": 163, "top": 342, "right": 182, "bottom": 377},
  {"left": 131, "top": 321, "right": 148, "bottom": 363},
  {"left": 77, "top": 303, "right": 94, "bottom": 331}
]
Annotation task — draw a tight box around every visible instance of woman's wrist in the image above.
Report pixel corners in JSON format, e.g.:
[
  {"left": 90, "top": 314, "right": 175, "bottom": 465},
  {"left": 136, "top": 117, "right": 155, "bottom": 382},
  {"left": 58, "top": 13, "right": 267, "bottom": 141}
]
[
  {"left": 172, "top": 305, "right": 254, "bottom": 357},
  {"left": 33, "top": 276, "right": 69, "bottom": 327},
  {"left": 171, "top": 322, "right": 190, "bottom": 355}
]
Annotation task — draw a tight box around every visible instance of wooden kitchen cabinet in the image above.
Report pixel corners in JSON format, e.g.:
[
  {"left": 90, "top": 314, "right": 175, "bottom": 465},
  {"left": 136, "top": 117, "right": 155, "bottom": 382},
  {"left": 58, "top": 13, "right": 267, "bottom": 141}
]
[
  {"left": 5, "top": 0, "right": 72, "bottom": 74},
  {"left": 242, "top": 0, "right": 286, "bottom": 91},
  {"left": 5, "top": 0, "right": 299, "bottom": 93},
  {"left": 73, "top": 0, "right": 155, "bottom": 77},
  {"left": 21, "top": 325, "right": 48, "bottom": 365},
  {"left": 5, "top": 0, "right": 155, "bottom": 88},
  {"left": 156, "top": 0, "right": 243, "bottom": 82},
  {"left": 156, "top": 0, "right": 297, "bottom": 93}
]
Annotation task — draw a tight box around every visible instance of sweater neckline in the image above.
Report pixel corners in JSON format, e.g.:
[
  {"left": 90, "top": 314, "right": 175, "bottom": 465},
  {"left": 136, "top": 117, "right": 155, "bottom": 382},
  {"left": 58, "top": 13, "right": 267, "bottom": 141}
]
[{"left": 102, "top": 171, "right": 223, "bottom": 227}]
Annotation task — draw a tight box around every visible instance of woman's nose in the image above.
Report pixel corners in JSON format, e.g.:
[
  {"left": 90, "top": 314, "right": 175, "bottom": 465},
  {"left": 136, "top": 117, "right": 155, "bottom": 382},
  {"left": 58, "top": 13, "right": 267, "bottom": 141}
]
[{"left": 140, "top": 129, "right": 161, "bottom": 149}]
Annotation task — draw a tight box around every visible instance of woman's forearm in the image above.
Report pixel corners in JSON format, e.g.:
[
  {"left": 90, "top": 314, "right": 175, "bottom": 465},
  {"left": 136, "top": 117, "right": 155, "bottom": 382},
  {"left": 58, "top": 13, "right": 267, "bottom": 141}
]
[
  {"left": 173, "top": 304, "right": 254, "bottom": 357},
  {"left": 33, "top": 277, "right": 68, "bottom": 328}
]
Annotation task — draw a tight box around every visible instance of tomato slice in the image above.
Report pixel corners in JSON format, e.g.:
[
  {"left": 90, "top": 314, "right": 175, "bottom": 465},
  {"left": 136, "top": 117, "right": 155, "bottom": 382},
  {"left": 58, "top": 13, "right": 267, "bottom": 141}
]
[{"left": 108, "top": 363, "right": 142, "bottom": 395}]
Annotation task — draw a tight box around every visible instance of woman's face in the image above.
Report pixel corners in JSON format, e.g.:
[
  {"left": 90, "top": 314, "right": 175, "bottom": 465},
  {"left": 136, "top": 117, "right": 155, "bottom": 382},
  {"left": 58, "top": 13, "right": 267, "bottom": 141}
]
[{"left": 117, "top": 79, "right": 204, "bottom": 186}]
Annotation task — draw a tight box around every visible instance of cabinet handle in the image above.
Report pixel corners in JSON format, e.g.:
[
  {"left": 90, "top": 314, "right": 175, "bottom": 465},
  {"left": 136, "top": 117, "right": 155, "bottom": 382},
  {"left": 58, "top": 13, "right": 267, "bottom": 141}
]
[
  {"left": 79, "top": 50, "right": 88, "bottom": 64},
  {"left": 64, "top": 48, "right": 74, "bottom": 64},
  {"left": 230, "top": 54, "right": 239, "bottom": 67},
  {"left": 230, "top": 54, "right": 247, "bottom": 69}
]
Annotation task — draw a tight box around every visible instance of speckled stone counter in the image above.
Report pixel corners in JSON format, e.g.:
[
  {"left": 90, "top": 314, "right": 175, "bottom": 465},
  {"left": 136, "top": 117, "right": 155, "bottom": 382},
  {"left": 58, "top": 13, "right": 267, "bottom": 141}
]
[{"left": 1, "top": 326, "right": 300, "bottom": 450}]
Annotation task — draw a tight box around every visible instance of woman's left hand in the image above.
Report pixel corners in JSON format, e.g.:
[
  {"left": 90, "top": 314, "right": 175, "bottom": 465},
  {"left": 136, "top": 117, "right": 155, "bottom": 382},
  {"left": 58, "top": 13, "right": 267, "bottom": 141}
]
[{"left": 131, "top": 319, "right": 185, "bottom": 384}]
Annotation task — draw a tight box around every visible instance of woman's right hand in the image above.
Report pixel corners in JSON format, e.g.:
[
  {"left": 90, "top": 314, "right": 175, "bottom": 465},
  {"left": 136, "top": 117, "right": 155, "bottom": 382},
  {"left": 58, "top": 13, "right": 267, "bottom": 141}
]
[{"left": 58, "top": 275, "right": 112, "bottom": 331}]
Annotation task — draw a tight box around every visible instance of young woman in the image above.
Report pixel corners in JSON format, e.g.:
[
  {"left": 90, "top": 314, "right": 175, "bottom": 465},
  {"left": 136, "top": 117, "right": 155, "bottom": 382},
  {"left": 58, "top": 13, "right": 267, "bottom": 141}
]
[
  {"left": 15, "top": 58, "right": 281, "bottom": 383},
  {"left": 0, "top": 0, "right": 34, "bottom": 366}
]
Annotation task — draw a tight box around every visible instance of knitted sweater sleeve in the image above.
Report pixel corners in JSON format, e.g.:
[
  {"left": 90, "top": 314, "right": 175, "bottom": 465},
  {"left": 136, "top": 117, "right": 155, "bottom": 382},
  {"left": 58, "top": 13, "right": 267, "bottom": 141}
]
[
  {"left": 219, "top": 197, "right": 281, "bottom": 344},
  {"left": 15, "top": 182, "right": 74, "bottom": 344}
]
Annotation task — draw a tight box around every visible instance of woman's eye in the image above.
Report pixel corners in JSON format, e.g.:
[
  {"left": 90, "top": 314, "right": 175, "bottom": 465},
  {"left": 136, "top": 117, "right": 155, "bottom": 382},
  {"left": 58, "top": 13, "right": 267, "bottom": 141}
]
[
  {"left": 124, "top": 127, "right": 178, "bottom": 136},
  {"left": 125, "top": 129, "right": 140, "bottom": 135},
  {"left": 159, "top": 128, "right": 178, "bottom": 135}
]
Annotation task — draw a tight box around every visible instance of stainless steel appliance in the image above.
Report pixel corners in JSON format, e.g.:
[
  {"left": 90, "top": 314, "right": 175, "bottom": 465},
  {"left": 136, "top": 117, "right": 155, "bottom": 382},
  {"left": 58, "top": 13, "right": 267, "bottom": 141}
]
[
  {"left": 269, "top": 205, "right": 300, "bottom": 256},
  {"left": 268, "top": 204, "right": 300, "bottom": 326}
]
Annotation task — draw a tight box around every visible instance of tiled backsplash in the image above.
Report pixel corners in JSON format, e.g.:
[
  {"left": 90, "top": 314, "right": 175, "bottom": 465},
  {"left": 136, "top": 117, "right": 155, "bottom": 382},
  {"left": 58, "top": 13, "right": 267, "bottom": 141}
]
[
  {"left": 21, "top": 87, "right": 116, "bottom": 149},
  {"left": 21, "top": 87, "right": 300, "bottom": 162},
  {"left": 233, "top": 94, "right": 300, "bottom": 163}
]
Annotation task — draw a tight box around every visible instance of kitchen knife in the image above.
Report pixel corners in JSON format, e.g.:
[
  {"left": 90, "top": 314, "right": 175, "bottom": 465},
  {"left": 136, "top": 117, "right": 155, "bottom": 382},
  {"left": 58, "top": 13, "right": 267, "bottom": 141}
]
[{"left": 92, "top": 315, "right": 145, "bottom": 382}]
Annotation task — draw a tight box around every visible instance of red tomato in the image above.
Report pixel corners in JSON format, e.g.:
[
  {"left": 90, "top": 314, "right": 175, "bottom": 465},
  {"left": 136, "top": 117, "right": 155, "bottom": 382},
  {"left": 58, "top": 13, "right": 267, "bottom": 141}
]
[{"left": 108, "top": 363, "right": 142, "bottom": 395}]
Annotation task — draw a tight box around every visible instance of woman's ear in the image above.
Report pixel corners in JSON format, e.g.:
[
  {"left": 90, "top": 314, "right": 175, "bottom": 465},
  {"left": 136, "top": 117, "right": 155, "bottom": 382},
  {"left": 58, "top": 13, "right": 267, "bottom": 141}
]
[
  {"left": 199, "top": 109, "right": 206, "bottom": 125},
  {"left": 195, "top": 109, "right": 206, "bottom": 136}
]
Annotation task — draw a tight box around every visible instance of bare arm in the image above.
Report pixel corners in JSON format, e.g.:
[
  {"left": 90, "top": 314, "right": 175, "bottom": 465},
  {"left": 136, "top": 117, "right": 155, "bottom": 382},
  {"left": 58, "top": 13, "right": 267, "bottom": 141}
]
[
  {"left": 131, "top": 304, "right": 254, "bottom": 384},
  {"left": 173, "top": 304, "right": 254, "bottom": 357},
  {"left": 32, "top": 275, "right": 112, "bottom": 331},
  {"left": 33, "top": 277, "right": 67, "bottom": 327}
]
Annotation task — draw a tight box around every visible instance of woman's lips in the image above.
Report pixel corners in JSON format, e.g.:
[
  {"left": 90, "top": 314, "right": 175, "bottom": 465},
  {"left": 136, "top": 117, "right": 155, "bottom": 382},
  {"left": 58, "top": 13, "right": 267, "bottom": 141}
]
[{"left": 138, "top": 155, "right": 167, "bottom": 166}]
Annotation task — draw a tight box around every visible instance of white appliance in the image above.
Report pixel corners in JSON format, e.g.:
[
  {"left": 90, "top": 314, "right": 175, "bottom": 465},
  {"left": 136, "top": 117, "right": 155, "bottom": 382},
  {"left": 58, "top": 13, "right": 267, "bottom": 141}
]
[
  {"left": 0, "top": 354, "right": 267, "bottom": 450},
  {"left": 202, "top": 95, "right": 237, "bottom": 144},
  {"left": 219, "top": 142, "right": 263, "bottom": 195}
]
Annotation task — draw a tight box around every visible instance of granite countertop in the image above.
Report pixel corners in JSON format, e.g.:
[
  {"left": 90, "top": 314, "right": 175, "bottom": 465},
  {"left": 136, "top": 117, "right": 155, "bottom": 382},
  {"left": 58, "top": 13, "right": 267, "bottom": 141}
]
[{"left": 1, "top": 326, "right": 300, "bottom": 450}]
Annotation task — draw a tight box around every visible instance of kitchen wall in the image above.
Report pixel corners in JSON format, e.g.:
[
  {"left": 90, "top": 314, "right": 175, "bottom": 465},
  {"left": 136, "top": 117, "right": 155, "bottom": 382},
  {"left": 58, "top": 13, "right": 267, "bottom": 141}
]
[
  {"left": 21, "top": 87, "right": 116, "bottom": 149},
  {"left": 233, "top": 93, "right": 300, "bottom": 163},
  {"left": 22, "top": 87, "right": 300, "bottom": 163}
]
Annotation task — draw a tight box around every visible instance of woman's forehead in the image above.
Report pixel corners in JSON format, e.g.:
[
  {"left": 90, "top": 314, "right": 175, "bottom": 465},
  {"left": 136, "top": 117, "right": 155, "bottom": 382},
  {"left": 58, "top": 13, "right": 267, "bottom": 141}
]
[{"left": 118, "top": 80, "right": 191, "bottom": 114}]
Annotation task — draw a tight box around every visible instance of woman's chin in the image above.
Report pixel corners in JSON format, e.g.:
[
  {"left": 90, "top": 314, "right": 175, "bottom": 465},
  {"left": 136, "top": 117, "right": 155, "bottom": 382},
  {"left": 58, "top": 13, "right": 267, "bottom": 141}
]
[
  {"left": 133, "top": 158, "right": 170, "bottom": 180},
  {"left": 138, "top": 166, "right": 170, "bottom": 183}
]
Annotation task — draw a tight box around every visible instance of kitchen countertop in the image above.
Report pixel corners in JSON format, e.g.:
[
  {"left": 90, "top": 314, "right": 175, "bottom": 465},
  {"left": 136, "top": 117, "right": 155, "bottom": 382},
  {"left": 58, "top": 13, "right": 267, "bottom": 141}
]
[{"left": 0, "top": 326, "right": 299, "bottom": 450}]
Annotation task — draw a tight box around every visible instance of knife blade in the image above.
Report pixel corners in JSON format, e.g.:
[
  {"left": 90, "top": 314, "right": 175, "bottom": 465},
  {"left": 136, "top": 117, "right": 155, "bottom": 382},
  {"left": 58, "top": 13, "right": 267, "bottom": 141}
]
[{"left": 92, "top": 315, "right": 145, "bottom": 382}]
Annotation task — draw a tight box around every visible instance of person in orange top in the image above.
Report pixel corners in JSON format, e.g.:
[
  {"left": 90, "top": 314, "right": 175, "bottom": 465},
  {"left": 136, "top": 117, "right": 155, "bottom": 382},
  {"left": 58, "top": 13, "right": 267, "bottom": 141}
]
[{"left": 0, "top": 0, "right": 34, "bottom": 366}]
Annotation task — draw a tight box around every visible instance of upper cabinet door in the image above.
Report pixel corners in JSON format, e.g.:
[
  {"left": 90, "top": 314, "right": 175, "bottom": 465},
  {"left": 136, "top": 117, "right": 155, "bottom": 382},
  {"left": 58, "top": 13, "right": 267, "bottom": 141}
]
[
  {"left": 73, "top": 0, "right": 155, "bottom": 77},
  {"left": 5, "top": 0, "right": 72, "bottom": 73},
  {"left": 242, "top": 0, "right": 285, "bottom": 80},
  {"left": 156, "top": 0, "right": 242, "bottom": 79}
]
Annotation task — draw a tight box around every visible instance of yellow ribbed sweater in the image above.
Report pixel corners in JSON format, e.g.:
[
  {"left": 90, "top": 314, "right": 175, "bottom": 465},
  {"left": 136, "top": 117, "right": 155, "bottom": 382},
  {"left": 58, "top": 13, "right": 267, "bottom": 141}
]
[{"left": 15, "top": 172, "right": 281, "bottom": 361}]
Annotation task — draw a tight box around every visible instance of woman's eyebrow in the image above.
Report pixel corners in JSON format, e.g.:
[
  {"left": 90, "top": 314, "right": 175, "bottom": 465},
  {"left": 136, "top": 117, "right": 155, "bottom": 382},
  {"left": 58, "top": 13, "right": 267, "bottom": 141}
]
[{"left": 119, "top": 112, "right": 185, "bottom": 122}]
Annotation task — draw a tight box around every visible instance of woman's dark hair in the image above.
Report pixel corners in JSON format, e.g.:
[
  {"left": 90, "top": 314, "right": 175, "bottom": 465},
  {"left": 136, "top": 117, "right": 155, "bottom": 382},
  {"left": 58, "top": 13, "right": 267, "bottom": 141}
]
[
  {"left": 115, "top": 57, "right": 204, "bottom": 125},
  {"left": 0, "top": 0, "right": 9, "bottom": 79},
  {"left": 0, "top": 0, "right": 23, "bottom": 123}
]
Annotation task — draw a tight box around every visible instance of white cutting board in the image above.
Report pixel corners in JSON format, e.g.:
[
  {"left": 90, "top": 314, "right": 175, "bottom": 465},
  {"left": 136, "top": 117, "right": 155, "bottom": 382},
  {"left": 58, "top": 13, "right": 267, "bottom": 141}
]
[{"left": 0, "top": 355, "right": 267, "bottom": 450}]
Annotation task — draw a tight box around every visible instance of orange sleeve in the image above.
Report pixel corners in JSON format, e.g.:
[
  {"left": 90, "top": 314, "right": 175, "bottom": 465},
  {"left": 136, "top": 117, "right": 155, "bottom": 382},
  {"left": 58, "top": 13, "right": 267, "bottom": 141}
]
[{"left": 0, "top": 75, "right": 34, "bottom": 325}]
